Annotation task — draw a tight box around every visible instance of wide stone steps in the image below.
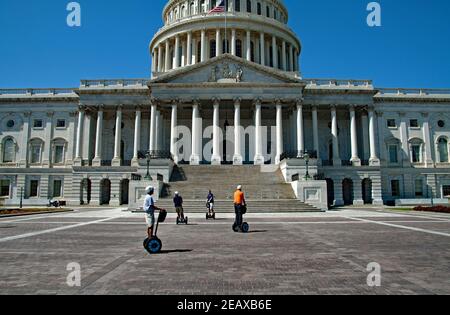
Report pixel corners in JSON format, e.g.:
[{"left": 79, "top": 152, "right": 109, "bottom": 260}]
[{"left": 156, "top": 199, "right": 321, "bottom": 213}]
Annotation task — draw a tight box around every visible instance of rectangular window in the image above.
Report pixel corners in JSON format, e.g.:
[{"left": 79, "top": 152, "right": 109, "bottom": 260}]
[
  {"left": 443, "top": 185, "right": 450, "bottom": 197},
  {"left": 411, "top": 145, "right": 421, "bottom": 163},
  {"left": 54, "top": 145, "right": 64, "bottom": 164},
  {"left": 410, "top": 119, "right": 419, "bottom": 128},
  {"left": 56, "top": 119, "right": 66, "bottom": 128},
  {"left": 0, "top": 180, "right": 10, "bottom": 197},
  {"left": 388, "top": 145, "right": 398, "bottom": 163},
  {"left": 53, "top": 180, "right": 62, "bottom": 198},
  {"left": 31, "top": 145, "right": 41, "bottom": 164},
  {"left": 391, "top": 180, "right": 400, "bottom": 197},
  {"left": 30, "top": 180, "right": 39, "bottom": 197},
  {"left": 387, "top": 119, "right": 396, "bottom": 128},
  {"left": 33, "top": 119, "right": 43, "bottom": 128},
  {"left": 415, "top": 179, "right": 424, "bottom": 197}
]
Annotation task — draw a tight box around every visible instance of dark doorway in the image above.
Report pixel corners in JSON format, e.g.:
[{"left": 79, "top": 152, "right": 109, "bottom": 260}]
[
  {"left": 120, "top": 179, "right": 130, "bottom": 205},
  {"left": 342, "top": 178, "right": 354, "bottom": 205},
  {"left": 100, "top": 179, "right": 111, "bottom": 205},
  {"left": 326, "top": 178, "right": 334, "bottom": 208},
  {"left": 362, "top": 179, "right": 373, "bottom": 204},
  {"left": 80, "top": 179, "right": 91, "bottom": 205}
]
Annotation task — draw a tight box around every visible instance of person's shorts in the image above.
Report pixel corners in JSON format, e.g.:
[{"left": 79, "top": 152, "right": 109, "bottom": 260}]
[
  {"left": 175, "top": 206, "right": 183, "bottom": 214},
  {"left": 145, "top": 212, "right": 155, "bottom": 228}
]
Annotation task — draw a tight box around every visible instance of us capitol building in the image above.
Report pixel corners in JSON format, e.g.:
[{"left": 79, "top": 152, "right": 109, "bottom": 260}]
[{"left": 1, "top": 0, "right": 449, "bottom": 209}]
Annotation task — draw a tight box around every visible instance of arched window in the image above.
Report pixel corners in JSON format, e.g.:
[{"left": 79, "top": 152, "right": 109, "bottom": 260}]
[
  {"left": 200, "top": 0, "right": 206, "bottom": 13},
  {"left": 266, "top": 5, "right": 270, "bottom": 17},
  {"left": 438, "top": 138, "right": 449, "bottom": 163},
  {"left": 2, "top": 138, "right": 16, "bottom": 163},
  {"left": 236, "top": 39, "right": 242, "bottom": 57},
  {"left": 246, "top": 0, "right": 252, "bottom": 13},
  {"left": 257, "top": 2, "right": 261, "bottom": 15},
  {"left": 181, "top": 5, "right": 187, "bottom": 17},
  {"left": 210, "top": 40, "right": 217, "bottom": 58},
  {"left": 29, "top": 139, "right": 44, "bottom": 164},
  {"left": 190, "top": 2, "right": 196, "bottom": 15},
  {"left": 235, "top": 0, "right": 241, "bottom": 12}
]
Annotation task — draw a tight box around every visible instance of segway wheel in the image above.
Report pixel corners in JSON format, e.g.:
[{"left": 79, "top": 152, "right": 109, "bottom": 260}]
[
  {"left": 232, "top": 223, "right": 239, "bottom": 232},
  {"left": 185, "top": 217, "right": 189, "bottom": 225},
  {"left": 213, "top": 213, "right": 216, "bottom": 220},
  {"left": 206, "top": 213, "right": 209, "bottom": 220},
  {"left": 145, "top": 237, "right": 162, "bottom": 254},
  {"left": 241, "top": 222, "right": 250, "bottom": 233}
]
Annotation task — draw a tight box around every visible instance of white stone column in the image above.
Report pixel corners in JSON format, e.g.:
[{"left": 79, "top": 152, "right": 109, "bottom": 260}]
[
  {"left": 112, "top": 106, "right": 122, "bottom": 166},
  {"left": 368, "top": 107, "right": 380, "bottom": 166},
  {"left": 170, "top": 103, "right": 179, "bottom": 163},
  {"left": 42, "top": 112, "right": 54, "bottom": 167},
  {"left": 201, "top": 29, "right": 206, "bottom": 62},
  {"left": 422, "top": 113, "right": 434, "bottom": 167},
  {"left": 157, "top": 45, "right": 163, "bottom": 72},
  {"left": 149, "top": 103, "right": 157, "bottom": 152},
  {"left": 399, "top": 113, "right": 410, "bottom": 165},
  {"left": 192, "top": 37, "right": 198, "bottom": 65},
  {"left": 19, "top": 112, "right": 31, "bottom": 167},
  {"left": 165, "top": 39, "right": 170, "bottom": 71},
  {"left": 275, "top": 101, "right": 284, "bottom": 164},
  {"left": 260, "top": 32, "right": 265, "bottom": 66},
  {"left": 254, "top": 100, "right": 264, "bottom": 165},
  {"left": 216, "top": 29, "right": 221, "bottom": 57},
  {"left": 272, "top": 36, "right": 278, "bottom": 69},
  {"left": 233, "top": 98, "right": 243, "bottom": 165},
  {"left": 211, "top": 99, "right": 222, "bottom": 165},
  {"left": 174, "top": 35, "right": 180, "bottom": 69},
  {"left": 296, "top": 101, "right": 304, "bottom": 157},
  {"left": 190, "top": 102, "right": 201, "bottom": 165},
  {"left": 246, "top": 30, "right": 251, "bottom": 61},
  {"left": 289, "top": 44, "right": 294, "bottom": 71},
  {"left": 282, "top": 40, "right": 287, "bottom": 71},
  {"left": 231, "top": 29, "right": 236, "bottom": 56},
  {"left": 74, "top": 108, "right": 85, "bottom": 165},
  {"left": 181, "top": 41, "right": 186, "bottom": 67},
  {"left": 132, "top": 108, "right": 141, "bottom": 166},
  {"left": 155, "top": 111, "right": 162, "bottom": 151},
  {"left": 312, "top": 106, "right": 319, "bottom": 160},
  {"left": 93, "top": 108, "right": 104, "bottom": 166},
  {"left": 331, "top": 105, "right": 341, "bottom": 166},
  {"left": 349, "top": 106, "right": 361, "bottom": 166},
  {"left": 187, "top": 32, "right": 192, "bottom": 66}
]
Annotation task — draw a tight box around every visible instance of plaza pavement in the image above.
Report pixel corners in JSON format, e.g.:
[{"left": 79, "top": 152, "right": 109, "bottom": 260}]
[{"left": 0, "top": 207, "right": 449, "bottom": 295}]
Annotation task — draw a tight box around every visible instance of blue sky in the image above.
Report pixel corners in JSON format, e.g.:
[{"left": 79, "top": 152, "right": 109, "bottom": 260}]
[{"left": 0, "top": 0, "right": 449, "bottom": 88}]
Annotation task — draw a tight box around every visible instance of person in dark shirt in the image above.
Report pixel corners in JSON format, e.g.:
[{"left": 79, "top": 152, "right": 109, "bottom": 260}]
[
  {"left": 173, "top": 192, "right": 184, "bottom": 221},
  {"left": 207, "top": 190, "right": 215, "bottom": 215}
]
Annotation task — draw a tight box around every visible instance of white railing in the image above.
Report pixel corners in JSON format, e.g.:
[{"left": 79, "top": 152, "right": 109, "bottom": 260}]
[
  {"left": 0, "top": 88, "right": 76, "bottom": 96},
  {"left": 305, "top": 79, "right": 373, "bottom": 88},
  {"left": 377, "top": 88, "right": 450, "bottom": 96},
  {"left": 80, "top": 79, "right": 149, "bottom": 88}
]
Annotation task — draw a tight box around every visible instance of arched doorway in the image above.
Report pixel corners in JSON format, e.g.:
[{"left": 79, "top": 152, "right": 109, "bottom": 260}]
[
  {"left": 80, "top": 179, "right": 91, "bottom": 205},
  {"left": 342, "top": 178, "right": 354, "bottom": 205},
  {"left": 326, "top": 178, "right": 334, "bottom": 208},
  {"left": 362, "top": 179, "right": 373, "bottom": 204},
  {"left": 100, "top": 179, "right": 111, "bottom": 205},
  {"left": 120, "top": 179, "right": 130, "bottom": 205}
]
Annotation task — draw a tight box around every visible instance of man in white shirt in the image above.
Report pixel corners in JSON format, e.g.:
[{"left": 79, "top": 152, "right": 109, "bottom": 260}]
[{"left": 144, "top": 186, "right": 165, "bottom": 239}]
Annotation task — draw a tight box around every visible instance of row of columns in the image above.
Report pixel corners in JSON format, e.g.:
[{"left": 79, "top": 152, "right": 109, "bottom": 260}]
[
  {"left": 152, "top": 29, "right": 299, "bottom": 73},
  {"left": 74, "top": 103, "right": 380, "bottom": 167}
]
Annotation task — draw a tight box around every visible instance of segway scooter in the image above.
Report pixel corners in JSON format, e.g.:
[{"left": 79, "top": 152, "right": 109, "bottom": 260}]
[
  {"left": 206, "top": 202, "right": 216, "bottom": 220},
  {"left": 143, "top": 209, "right": 167, "bottom": 254},
  {"left": 232, "top": 205, "right": 249, "bottom": 233},
  {"left": 176, "top": 213, "right": 189, "bottom": 225}
]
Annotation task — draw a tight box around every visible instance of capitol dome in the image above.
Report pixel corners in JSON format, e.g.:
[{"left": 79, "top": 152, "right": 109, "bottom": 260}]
[{"left": 150, "top": 0, "right": 301, "bottom": 78}]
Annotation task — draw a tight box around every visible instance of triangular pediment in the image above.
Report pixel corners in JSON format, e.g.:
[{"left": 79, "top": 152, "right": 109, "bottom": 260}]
[{"left": 149, "top": 54, "right": 302, "bottom": 85}]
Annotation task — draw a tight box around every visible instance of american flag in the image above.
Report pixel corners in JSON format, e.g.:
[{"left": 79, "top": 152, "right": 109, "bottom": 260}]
[{"left": 209, "top": 0, "right": 225, "bottom": 14}]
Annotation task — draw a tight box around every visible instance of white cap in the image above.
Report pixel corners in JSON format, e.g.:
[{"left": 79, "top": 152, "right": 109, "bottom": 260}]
[
  {"left": 175, "top": 191, "right": 179, "bottom": 195},
  {"left": 145, "top": 186, "right": 155, "bottom": 194},
  {"left": 237, "top": 185, "right": 242, "bottom": 190}
]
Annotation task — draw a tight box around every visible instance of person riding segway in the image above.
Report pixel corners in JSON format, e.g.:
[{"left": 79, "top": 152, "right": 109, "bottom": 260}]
[
  {"left": 174, "top": 191, "right": 188, "bottom": 225},
  {"left": 206, "top": 190, "right": 216, "bottom": 220},
  {"left": 142, "top": 186, "right": 167, "bottom": 254},
  {"left": 233, "top": 185, "right": 249, "bottom": 233}
]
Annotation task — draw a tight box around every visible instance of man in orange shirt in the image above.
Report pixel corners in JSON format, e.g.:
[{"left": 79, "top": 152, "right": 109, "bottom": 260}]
[{"left": 233, "top": 185, "right": 246, "bottom": 230}]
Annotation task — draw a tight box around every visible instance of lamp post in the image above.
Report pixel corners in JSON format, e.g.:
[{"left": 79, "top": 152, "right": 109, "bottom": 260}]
[
  {"left": 145, "top": 150, "right": 152, "bottom": 180},
  {"left": 304, "top": 151, "right": 311, "bottom": 181}
]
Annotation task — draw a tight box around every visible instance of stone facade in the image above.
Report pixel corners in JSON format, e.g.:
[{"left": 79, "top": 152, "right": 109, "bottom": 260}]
[{"left": 0, "top": 0, "right": 449, "bottom": 207}]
